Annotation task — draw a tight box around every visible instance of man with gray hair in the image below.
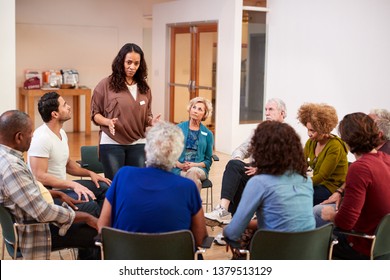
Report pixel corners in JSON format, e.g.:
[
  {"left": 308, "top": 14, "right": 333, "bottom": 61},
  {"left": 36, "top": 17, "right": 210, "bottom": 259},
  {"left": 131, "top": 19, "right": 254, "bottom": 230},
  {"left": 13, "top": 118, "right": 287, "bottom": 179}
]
[
  {"left": 205, "top": 98, "right": 287, "bottom": 232},
  {"left": 369, "top": 108, "right": 390, "bottom": 154}
]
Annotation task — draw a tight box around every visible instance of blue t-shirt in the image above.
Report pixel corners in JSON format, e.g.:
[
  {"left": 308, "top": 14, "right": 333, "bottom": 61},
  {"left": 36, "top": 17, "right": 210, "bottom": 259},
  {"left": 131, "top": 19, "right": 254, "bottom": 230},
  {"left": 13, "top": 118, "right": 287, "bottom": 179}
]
[
  {"left": 106, "top": 166, "right": 202, "bottom": 233},
  {"left": 224, "top": 172, "right": 316, "bottom": 241}
]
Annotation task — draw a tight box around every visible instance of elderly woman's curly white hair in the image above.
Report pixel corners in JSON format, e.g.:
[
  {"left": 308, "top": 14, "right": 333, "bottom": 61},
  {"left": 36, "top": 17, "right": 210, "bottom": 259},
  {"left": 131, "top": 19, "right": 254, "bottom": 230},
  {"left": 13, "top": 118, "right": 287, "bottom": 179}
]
[{"left": 145, "top": 121, "right": 184, "bottom": 170}]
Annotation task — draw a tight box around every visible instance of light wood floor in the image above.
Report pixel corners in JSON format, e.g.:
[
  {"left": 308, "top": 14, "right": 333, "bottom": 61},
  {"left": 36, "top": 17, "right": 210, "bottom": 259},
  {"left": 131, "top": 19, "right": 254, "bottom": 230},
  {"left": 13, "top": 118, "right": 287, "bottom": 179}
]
[{"left": 1, "top": 131, "right": 233, "bottom": 260}]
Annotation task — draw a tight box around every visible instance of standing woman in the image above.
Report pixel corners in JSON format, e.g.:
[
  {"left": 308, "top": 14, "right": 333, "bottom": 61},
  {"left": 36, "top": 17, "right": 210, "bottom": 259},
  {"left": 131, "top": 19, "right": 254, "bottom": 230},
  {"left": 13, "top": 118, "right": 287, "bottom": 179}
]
[
  {"left": 297, "top": 103, "right": 348, "bottom": 205},
  {"left": 172, "top": 97, "right": 214, "bottom": 192},
  {"left": 91, "top": 43, "right": 160, "bottom": 180}
]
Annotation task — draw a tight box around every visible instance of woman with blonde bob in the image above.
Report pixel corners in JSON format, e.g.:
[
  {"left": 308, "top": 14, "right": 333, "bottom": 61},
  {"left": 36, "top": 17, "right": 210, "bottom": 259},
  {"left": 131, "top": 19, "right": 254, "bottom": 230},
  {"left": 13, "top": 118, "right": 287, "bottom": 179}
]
[
  {"left": 172, "top": 97, "right": 214, "bottom": 192},
  {"left": 97, "top": 121, "right": 208, "bottom": 247},
  {"left": 297, "top": 103, "right": 348, "bottom": 205}
]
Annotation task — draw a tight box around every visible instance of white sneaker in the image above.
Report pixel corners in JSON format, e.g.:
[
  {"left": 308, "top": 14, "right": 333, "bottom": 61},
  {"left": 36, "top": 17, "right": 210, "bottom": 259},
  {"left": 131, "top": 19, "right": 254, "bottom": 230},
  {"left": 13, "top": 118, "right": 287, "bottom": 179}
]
[
  {"left": 205, "top": 205, "right": 232, "bottom": 224},
  {"left": 213, "top": 233, "right": 226, "bottom": 246}
]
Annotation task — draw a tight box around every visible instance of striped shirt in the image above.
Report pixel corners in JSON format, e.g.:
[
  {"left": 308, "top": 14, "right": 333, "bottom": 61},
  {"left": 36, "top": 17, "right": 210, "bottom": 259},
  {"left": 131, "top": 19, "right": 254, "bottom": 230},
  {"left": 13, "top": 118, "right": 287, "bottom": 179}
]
[{"left": 0, "top": 144, "right": 75, "bottom": 259}]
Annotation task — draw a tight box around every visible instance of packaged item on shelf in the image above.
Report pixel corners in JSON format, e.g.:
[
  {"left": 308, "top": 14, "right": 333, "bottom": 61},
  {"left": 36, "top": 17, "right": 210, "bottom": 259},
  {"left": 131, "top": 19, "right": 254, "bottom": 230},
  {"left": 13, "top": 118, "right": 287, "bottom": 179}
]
[
  {"left": 25, "top": 70, "right": 42, "bottom": 87},
  {"left": 61, "top": 69, "right": 79, "bottom": 88},
  {"left": 23, "top": 77, "right": 41, "bottom": 89},
  {"left": 42, "top": 70, "right": 62, "bottom": 88}
]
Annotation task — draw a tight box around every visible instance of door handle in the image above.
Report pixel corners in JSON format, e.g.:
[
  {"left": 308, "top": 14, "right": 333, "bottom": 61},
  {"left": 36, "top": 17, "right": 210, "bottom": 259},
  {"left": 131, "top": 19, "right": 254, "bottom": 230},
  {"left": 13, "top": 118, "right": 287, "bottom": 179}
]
[{"left": 187, "top": 80, "right": 196, "bottom": 92}]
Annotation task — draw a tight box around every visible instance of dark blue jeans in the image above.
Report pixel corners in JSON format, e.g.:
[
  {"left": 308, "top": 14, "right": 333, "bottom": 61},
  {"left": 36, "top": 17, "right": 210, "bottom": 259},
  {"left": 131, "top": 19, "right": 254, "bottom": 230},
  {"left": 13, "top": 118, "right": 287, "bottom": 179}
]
[
  {"left": 313, "top": 184, "right": 332, "bottom": 206},
  {"left": 73, "top": 180, "right": 108, "bottom": 209},
  {"left": 99, "top": 144, "right": 146, "bottom": 180},
  {"left": 52, "top": 180, "right": 109, "bottom": 217}
]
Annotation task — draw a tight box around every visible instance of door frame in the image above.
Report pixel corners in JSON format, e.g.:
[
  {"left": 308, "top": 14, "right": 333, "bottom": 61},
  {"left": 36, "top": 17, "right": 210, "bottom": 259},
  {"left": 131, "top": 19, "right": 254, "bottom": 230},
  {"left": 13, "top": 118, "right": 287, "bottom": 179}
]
[{"left": 168, "top": 23, "right": 218, "bottom": 123}]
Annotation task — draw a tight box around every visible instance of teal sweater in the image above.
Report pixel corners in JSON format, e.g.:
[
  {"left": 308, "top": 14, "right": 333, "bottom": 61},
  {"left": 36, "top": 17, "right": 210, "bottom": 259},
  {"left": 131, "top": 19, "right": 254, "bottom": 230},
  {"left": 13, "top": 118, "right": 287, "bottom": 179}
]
[{"left": 172, "top": 121, "right": 214, "bottom": 177}]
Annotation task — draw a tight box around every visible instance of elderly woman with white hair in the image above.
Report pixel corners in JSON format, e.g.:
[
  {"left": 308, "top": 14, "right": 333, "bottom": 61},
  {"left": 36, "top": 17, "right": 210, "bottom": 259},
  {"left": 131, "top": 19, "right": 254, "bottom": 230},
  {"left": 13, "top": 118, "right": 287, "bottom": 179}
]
[
  {"left": 172, "top": 97, "right": 214, "bottom": 192},
  {"left": 97, "top": 121, "right": 208, "bottom": 247}
]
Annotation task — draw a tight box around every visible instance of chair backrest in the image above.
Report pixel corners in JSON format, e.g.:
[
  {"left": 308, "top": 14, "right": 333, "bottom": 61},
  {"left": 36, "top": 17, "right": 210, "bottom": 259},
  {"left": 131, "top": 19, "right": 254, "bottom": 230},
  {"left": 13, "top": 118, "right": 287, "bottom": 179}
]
[
  {"left": 100, "top": 227, "right": 196, "bottom": 260},
  {"left": 0, "top": 205, "right": 16, "bottom": 245},
  {"left": 0, "top": 205, "right": 21, "bottom": 259},
  {"left": 372, "top": 213, "right": 390, "bottom": 259},
  {"left": 249, "top": 223, "right": 334, "bottom": 260},
  {"left": 1, "top": 205, "right": 76, "bottom": 260},
  {"left": 80, "top": 146, "right": 104, "bottom": 174}
]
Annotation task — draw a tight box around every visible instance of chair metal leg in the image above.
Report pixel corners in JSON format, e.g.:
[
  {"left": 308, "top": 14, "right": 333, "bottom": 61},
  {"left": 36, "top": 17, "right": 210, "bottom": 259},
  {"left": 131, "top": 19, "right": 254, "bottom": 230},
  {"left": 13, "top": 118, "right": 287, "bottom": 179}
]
[
  {"left": 1, "top": 238, "right": 4, "bottom": 260},
  {"left": 210, "top": 186, "right": 213, "bottom": 211},
  {"left": 203, "top": 187, "right": 212, "bottom": 212},
  {"left": 95, "top": 241, "right": 104, "bottom": 260},
  {"left": 328, "top": 239, "right": 338, "bottom": 260},
  {"left": 206, "top": 188, "right": 209, "bottom": 212}
]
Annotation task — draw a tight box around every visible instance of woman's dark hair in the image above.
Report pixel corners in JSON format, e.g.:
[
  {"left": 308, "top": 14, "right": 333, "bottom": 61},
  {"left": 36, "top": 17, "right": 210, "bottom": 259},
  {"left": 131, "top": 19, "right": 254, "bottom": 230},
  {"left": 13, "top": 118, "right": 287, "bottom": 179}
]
[
  {"left": 109, "top": 43, "right": 150, "bottom": 94},
  {"left": 249, "top": 121, "right": 307, "bottom": 177},
  {"left": 38, "top": 91, "right": 60, "bottom": 123},
  {"left": 338, "top": 112, "right": 380, "bottom": 154}
]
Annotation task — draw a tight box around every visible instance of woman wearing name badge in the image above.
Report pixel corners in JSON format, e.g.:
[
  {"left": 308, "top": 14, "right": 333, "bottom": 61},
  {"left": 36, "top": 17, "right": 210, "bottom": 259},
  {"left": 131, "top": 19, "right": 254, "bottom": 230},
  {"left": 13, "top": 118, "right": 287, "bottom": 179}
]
[
  {"left": 172, "top": 97, "right": 214, "bottom": 193},
  {"left": 91, "top": 43, "right": 160, "bottom": 180}
]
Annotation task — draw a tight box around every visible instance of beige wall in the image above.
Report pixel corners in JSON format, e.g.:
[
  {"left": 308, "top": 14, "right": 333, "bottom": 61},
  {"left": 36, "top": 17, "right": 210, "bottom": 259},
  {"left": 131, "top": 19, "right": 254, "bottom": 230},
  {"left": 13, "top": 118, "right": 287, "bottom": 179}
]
[
  {"left": 153, "top": 0, "right": 390, "bottom": 155},
  {"left": 0, "top": 0, "right": 16, "bottom": 114},
  {"left": 153, "top": 0, "right": 242, "bottom": 154},
  {"left": 15, "top": 0, "right": 145, "bottom": 131},
  {"left": 2, "top": 0, "right": 390, "bottom": 156}
]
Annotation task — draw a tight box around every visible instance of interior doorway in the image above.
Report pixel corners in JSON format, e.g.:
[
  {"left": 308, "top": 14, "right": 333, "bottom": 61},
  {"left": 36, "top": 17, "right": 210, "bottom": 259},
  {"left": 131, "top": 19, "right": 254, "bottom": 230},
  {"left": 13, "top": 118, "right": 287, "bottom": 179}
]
[{"left": 168, "top": 23, "right": 218, "bottom": 136}]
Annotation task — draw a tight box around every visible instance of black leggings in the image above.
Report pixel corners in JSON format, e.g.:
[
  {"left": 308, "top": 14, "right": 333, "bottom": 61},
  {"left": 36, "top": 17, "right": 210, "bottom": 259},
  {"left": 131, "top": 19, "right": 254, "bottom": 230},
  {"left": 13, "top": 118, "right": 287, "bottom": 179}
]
[{"left": 99, "top": 143, "right": 146, "bottom": 180}]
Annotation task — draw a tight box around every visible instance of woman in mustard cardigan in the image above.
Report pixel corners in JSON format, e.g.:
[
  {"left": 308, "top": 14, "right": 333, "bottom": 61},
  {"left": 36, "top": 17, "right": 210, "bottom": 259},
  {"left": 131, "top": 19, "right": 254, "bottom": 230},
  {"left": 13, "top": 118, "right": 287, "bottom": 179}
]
[{"left": 297, "top": 103, "right": 348, "bottom": 205}]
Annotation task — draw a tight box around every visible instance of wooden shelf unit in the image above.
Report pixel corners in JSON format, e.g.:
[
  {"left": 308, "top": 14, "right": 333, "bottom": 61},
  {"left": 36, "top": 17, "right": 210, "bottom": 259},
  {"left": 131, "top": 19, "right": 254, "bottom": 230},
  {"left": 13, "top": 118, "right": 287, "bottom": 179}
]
[{"left": 18, "top": 87, "right": 91, "bottom": 135}]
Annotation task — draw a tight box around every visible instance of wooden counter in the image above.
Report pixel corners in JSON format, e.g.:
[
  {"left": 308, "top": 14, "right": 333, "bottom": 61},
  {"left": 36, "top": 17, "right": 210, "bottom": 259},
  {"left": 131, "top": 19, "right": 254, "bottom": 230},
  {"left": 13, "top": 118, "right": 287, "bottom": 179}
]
[{"left": 18, "top": 87, "right": 91, "bottom": 135}]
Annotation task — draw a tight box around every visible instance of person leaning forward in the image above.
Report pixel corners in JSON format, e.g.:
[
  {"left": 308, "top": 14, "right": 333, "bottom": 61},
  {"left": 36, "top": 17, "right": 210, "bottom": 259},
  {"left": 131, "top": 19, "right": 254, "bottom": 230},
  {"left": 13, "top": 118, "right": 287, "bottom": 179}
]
[
  {"left": 28, "top": 91, "right": 111, "bottom": 217},
  {"left": 0, "top": 110, "right": 99, "bottom": 259}
]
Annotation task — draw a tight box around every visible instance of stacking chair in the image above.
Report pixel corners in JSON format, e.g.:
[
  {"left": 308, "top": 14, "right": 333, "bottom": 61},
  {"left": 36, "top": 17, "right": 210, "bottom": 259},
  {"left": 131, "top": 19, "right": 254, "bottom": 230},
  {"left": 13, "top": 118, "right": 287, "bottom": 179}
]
[
  {"left": 225, "top": 223, "right": 336, "bottom": 260},
  {"left": 78, "top": 145, "right": 104, "bottom": 174},
  {"left": 95, "top": 227, "right": 214, "bottom": 260},
  {"left": 0, "top": 205, "right": 76, "bottom": 260},
  {"left": 201, "top": 154, "right": 219, "bottom": 212},
  {"left": 0, "top": 204, "right": 21, "bottom": 259},
  {"left": 334, "top": 213, "right": 390, "bottom": 260}
]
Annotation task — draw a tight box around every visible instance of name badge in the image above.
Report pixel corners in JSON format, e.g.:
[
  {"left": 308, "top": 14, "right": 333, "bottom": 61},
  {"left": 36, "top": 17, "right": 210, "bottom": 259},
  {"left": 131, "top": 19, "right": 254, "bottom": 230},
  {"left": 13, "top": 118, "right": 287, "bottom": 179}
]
[
  {"left": 201, "top": 131, "right": 208, "bottom": 136},
  {"left": 140, "top": 100, "right": 145, "bottom": 105}
]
